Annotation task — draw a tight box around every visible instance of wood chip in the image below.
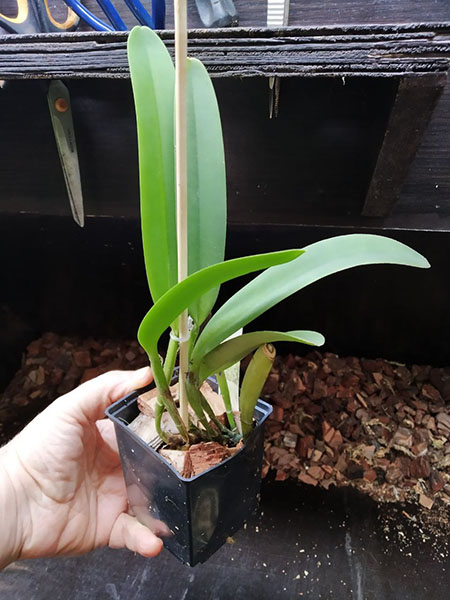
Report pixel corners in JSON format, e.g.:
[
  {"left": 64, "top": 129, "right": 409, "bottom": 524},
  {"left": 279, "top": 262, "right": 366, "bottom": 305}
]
[
  {"left": 436, "top": 412, "right": 450, "bottom": 436},
  {"left": 129, "top": 413, "right": 158, "bottom": 444},
  {"left": 298, "top": 472, "right": 318, "bottom": 486},
  {"left": 296, "top": 434, "right": 314, "bottom": 458},
  {"left": 430, "top": 470, "right": 445, "bottom": 494},
  {"left": 364, "top": 469, "right": 377, "bottom": 482},
  {"left": 283, "top": 431, "right": 298, "bottom": 449},
  {"left": 419, "top": 493, "right": 434, "bottom": 510},
  {"left": 184, "top": 441, "right": 231, "bottom": 477},
  {"left": 391, "top": 427, "right": 413, "bottom": 448},
  {"left": 307, "top": 466, "right": 324, "bottom": 481},
  {"left": 160, "top": 449, "right": 190, "bottom": 476}
]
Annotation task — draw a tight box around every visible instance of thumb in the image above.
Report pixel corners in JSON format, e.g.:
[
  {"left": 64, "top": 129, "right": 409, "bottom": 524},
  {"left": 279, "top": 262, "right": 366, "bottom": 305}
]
[
  {"left": 62, "top": 367, "right": 153, "bottom": 423},
  {"left": 109, "top": 513, "right": 163, "bottom": 558}
]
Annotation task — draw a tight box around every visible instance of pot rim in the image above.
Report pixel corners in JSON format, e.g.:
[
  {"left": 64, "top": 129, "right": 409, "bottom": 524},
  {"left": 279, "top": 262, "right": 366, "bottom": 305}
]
[{"left": 106, "top": 389, "right": 272, "bottom": 483}]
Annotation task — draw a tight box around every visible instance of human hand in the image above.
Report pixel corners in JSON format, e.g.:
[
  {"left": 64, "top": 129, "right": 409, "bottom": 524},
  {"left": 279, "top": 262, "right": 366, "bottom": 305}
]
[{"left": 0, "top": 368, "right": 163, "bottom": 569}]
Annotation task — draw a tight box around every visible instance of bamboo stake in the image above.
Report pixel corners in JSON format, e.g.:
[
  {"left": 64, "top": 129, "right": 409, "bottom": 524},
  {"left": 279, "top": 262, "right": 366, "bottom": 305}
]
[{"left": 174, "top": 0, "right": 189, "bottom": 427}]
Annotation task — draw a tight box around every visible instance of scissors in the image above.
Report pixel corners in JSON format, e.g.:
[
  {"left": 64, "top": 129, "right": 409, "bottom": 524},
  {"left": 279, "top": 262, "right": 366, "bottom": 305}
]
[
  {"left": 0, "top": 1, "right": 84, "bottom": 226},
  {"left": 62, "top": 0, "right": 165, "bottom": 31},
  {"left": 0, "top": 0, "right": 79, "bottom": 34}
]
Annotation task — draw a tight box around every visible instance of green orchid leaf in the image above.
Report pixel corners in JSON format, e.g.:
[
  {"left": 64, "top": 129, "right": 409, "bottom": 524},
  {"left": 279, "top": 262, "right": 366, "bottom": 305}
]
[
  {"left": 196, "top": 330, "right": 325, "bottom": 382},
  {"left": 240, "top": 344, "right": 275, "bottom": 439},
  {"left": 138, "top": 249, "right": 303, "bottom": 354},
  {"left": 192, "top": 234, "right": 430, "bottom": 361},
  {"left": 128, "top": 26, "right": 177, "bottom": 303},
  {"left": 187, "top": 58, "right": 227, "bottom": 326}
]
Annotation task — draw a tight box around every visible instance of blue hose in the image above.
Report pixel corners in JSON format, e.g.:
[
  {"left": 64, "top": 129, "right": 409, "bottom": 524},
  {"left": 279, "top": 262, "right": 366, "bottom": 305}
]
[
  {"left": 62, "top": 0, "right": 113, "bottom": 31},
  {"left": 96, "top": 0, "right": 128, "bottom": 30},
  {"left": 62, "top": 0, "right": 165, "bottom": 31},
  {"left": 123, "top": 0, "right": 154, "bottom": 28}
]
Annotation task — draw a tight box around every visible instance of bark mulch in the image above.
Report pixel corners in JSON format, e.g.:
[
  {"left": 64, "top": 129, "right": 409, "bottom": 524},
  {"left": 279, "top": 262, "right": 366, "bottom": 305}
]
[{"left": 262, "top": 351, "right": 450, "bottom": 513}]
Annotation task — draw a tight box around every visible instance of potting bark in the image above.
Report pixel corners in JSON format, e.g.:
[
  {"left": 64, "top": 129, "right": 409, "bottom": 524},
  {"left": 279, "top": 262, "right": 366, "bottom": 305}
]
[{"left": 262, "top": 351, "right": 450, "bottom": 512}]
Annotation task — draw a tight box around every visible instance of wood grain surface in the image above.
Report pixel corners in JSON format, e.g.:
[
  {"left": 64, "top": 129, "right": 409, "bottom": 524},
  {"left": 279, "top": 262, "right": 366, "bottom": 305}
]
[{"left": 0, "top": 25, "right": 449, "bottom": 79}]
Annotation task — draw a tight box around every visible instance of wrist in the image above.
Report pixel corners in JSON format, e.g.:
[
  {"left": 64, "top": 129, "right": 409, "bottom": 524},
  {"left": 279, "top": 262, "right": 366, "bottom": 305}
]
[{"left": 0, "top": 444, "right": 26, "bottom": 569}]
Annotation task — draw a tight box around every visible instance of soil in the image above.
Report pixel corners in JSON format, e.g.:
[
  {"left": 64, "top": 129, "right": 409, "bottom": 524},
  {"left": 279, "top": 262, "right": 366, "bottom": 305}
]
[{"left": 2, "top": 334, "right": 450, "bottom": 538}]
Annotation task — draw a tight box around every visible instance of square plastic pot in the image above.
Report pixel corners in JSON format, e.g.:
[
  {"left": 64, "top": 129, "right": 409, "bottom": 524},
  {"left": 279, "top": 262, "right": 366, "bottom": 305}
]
[{"left": 106, "top": 385, "right": 272, "bottom": 566}]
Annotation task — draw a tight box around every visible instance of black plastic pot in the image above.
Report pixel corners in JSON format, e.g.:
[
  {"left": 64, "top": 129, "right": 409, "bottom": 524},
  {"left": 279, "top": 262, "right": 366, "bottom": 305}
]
[{"left": 106, "top": 385, "right": 272, "bottom": 566}]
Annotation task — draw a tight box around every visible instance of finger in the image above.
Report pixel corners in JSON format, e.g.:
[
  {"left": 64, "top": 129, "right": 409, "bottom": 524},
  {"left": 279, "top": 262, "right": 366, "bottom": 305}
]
[
  {"left": 109, "top": 513, "right": 163, "bottom": 557},
  {"left": 62, "top": 367, "right": 153, "bottom": 423},
  {"left": 96, "top": 419, "right": 120, "bottom": 457}
]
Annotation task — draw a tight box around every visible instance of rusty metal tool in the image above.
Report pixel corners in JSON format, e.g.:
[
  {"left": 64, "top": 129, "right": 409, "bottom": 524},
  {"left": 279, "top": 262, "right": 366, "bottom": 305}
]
[{"left": 48, "top": 81, "right": 84, "bottom": 227}]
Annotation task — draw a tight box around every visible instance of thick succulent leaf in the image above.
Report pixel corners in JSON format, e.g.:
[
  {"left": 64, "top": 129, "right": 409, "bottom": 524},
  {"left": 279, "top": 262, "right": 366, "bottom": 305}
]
[
  {"left": 137, "top": 250, "right": 303, "bottom": 354},
  {"left": 128, "top": 26, "right": 177, "bottom": 302},
  {"left": 187, "top": 58, "right": 227, "bottom": 326},
  {"left": 192, "top": 234, "right": 430, "bottom": 361},
  {"left": 240, "top": 345, "right": 275, "bottom": 439},
  {"left": 196, "top": 330, "right": 325, "bottom": 382}
]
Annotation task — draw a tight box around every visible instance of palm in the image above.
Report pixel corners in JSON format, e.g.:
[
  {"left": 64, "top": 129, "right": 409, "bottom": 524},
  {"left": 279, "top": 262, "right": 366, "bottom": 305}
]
[{"left": 4, "top": 369, "right": 162, "bottom": 562}]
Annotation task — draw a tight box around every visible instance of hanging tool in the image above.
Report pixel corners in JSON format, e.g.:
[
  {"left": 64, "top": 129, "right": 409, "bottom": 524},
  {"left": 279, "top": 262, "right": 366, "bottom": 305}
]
[
  {"left": 0, "top": 1, "right": 85, "bottom": 226},
  {"left": 194, "top": 0, "right": 238, "bottom": 28},
  {"left": 48, "top": 81, "right": 84, "bottom": 227},
  {"left": 62, "top": 0, "right": 166, "bottom": 30},
  {"left": 267, "top": 0, "right": 289, "bottom": 118}
]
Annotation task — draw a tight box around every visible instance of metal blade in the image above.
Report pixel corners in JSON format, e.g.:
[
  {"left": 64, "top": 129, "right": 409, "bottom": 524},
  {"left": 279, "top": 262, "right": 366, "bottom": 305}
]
[{"left": 47, "top": 80, "right": 84, "bottom": 227}]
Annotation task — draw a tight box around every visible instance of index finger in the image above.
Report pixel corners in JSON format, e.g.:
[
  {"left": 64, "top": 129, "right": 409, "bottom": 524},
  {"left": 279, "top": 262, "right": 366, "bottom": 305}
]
[{"left": 62, "top": 367, "right": 153, "bottom": 423}]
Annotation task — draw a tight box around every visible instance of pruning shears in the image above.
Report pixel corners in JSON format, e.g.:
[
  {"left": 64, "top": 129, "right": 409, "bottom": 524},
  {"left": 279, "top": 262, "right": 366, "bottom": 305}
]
[{"left": 0, "top": 1, "right": 84, "bottom": 226}]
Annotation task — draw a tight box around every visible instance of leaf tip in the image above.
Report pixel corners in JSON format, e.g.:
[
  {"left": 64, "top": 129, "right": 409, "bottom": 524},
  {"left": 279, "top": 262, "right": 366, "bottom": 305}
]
[
  {"left": 314, "top": 333, "right": 326, "bottom": 347},
  {"left": 418, "top": 255, "right": 431, "bottom": 269}
]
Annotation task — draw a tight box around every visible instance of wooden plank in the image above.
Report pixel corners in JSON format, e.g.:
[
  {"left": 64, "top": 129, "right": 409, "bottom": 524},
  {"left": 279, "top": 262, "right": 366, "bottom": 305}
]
[
  {"left": 0, "top": 25, "right": 449, "bottom": 79},
  {"left": 362, "top": 73, "right": 447, "bottom": 217}
]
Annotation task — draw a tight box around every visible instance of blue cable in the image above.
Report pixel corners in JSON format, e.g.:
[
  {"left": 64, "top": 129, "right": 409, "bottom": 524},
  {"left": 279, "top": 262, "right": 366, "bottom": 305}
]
[
  {"left": 63, "top": 0, "right": 165, "bottom": 31},
  {"left": 123, "top": 0, "right": 154, "bottom": 28},
  {"left": 151, "top": 0, "right": 165, "bottom": 29},
  {"left": 96, "top": 0, "right": 128, "bottom": 30},
  {"left": 62, "top": 0, "right": 113, "bottom": 31}
]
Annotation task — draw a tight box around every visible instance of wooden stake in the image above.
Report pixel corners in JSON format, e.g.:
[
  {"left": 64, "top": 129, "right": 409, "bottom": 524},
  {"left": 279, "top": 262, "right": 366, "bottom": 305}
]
[{"left": 174, "top": 0, "right": 189, "bottom": 427}]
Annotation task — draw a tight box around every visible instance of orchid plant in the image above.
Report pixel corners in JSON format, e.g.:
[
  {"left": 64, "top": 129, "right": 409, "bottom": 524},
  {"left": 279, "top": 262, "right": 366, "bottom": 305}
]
[{"left": 129, "top": 26, "right": 430, "bottom": 448}]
